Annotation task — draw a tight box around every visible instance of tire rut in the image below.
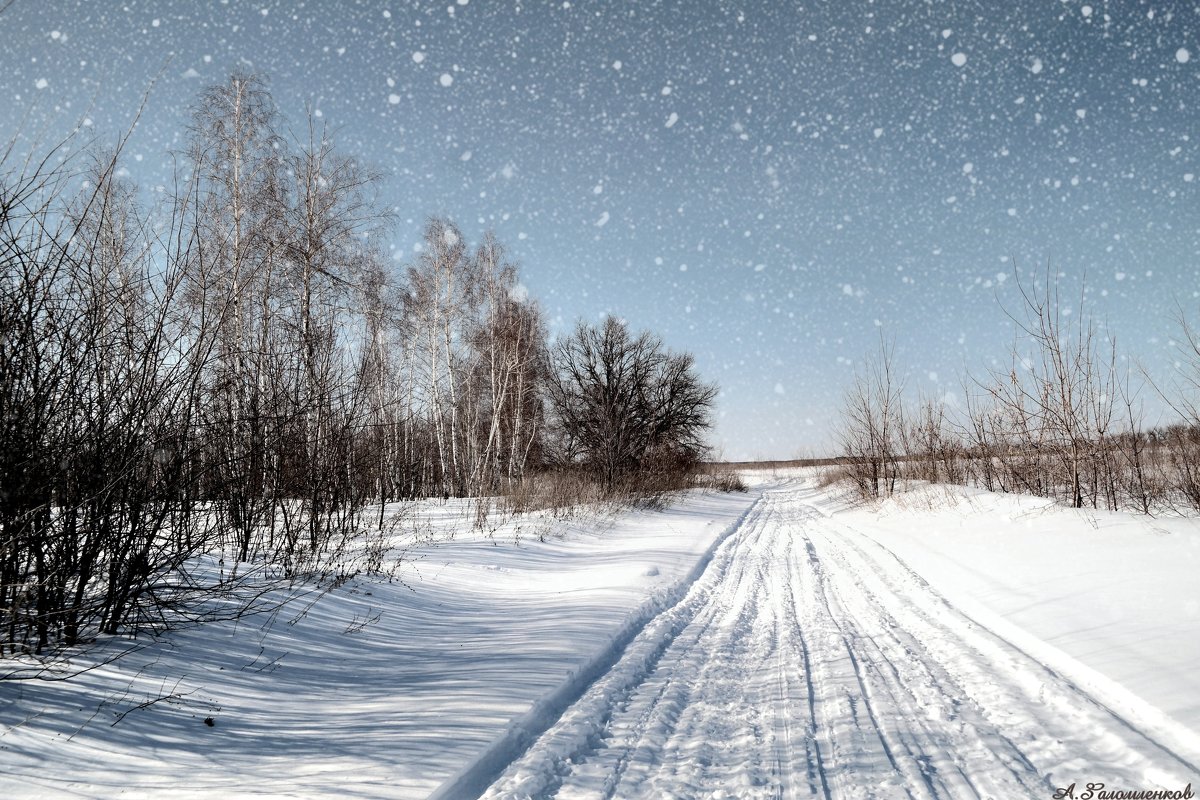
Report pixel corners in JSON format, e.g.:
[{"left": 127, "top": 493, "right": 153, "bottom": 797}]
[{"left": 479, "top": 481, "right": 1198, "bottom": 800}]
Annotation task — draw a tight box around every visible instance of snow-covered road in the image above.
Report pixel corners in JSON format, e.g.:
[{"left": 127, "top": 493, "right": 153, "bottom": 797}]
[{"left": 478, "top": 482, "right": 1199, "bottom": 799}]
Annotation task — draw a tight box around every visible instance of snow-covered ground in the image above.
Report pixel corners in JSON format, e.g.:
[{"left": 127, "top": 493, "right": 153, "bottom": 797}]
[
  {"left": 3, "top": 475, "right": 1199, "bottom": 798},
  {"left": 840, "top": 483, "right": 1200, "bottom": 738},
  {"left": 483, "top": 478, "right": 1200, "bottom": 798},
  {"left": 0, "top": 492, "right": 758, "bottom": 798}
]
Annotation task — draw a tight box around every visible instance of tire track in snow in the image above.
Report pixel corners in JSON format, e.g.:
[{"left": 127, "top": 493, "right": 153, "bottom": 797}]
[
  {"left": 795, "top": 507, "right": 1043, "bottom": 799},
  {"left": 802, "top": 502, "right": 1200, "bottom": 788},
  {"left": 783, "top": 546, "right": 835, "bottom": 800},
  {"left": 474, "top": 492, "right": 785, "bottom": 799},
  {"left": 429, "top": 494, "right": 767, "bottom": 800},
  {"left": 476, "top": 480, "right": 1198, "bottom": 799}
]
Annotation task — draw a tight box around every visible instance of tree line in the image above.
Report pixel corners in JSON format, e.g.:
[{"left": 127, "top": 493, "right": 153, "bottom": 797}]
[
  {"left": 0, "top": 72, "right": 716, "bottom": 657},
  {"left": 837, "top": 265, "right": 1200, "bottom": 514}
]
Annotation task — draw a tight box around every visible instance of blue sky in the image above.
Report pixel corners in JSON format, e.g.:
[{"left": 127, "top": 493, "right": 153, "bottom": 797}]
[{"left": 2, "top": 0, "right": 1197, "bottom": 459}]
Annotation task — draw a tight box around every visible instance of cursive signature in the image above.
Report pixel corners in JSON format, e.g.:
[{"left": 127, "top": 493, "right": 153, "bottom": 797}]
[{"left": 1053, "top": 782, "right": 1194, "bottom": 800}]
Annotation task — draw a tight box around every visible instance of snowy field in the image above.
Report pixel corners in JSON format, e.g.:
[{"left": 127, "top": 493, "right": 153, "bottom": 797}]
[{"left": 3, "top": 474, "right": 1199, "bottom": 798}]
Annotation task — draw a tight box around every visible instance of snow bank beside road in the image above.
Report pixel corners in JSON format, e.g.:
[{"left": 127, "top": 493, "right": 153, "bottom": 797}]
[{"left": 840, "top": 484, "right": 1200, "bottom": 736}]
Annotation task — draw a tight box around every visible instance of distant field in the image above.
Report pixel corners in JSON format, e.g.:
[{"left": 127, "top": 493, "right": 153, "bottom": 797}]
[{"left": 704, "top": 456, "right": 850, "bottom": 469}]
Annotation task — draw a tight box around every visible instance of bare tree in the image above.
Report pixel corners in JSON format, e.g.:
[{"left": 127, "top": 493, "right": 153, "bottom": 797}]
[
  {"left": 544, "top": 317, "right": 716, "bottom": 493},
  {"left": 838, "top": 334, "right": 905, "bottom": 499},
  {"left": 1114, "top": 366, "right": 1158, "bottom": 514},
  {"left": 979, "top": 266, "right": 1116, "bottom": 509},
  {"left": 903, "top": 394, "right": 964, "bottom": 485},
  {"left": 0, "top": 136, "right": 222, "bottom": 653},
  {"left": 182, "top": 70, "right": 287, "bottom": 563},
  {"left": 464, "top": 234, "right": 547, "bottom": 496},
  {"left": 401, "top": 218, "right": 476, "bottom": 495},
  {"left": 271, "top": 111, "right": 389, "bottom": 562}
]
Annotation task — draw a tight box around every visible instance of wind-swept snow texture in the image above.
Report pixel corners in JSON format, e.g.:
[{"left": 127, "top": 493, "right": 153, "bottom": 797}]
[{"left": 479, "top": 480, "right": 1200, "bottom": 799}]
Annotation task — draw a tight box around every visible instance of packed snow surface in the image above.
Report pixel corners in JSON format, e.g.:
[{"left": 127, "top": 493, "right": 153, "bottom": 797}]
[
  {"left": 3, "top": 475, "right": 1199, "bottom": 798},
  {"left": 482, "top": 479, "right": 1200, "bottom": 797}
]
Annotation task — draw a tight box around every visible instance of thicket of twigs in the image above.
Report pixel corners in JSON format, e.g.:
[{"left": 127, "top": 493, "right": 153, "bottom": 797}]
[
  {"left": 0, "top": 73, "right": 717, "bottom": 658},
  {"left": 837, "top": 266, "right": 1200, "bottom": 514}
]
